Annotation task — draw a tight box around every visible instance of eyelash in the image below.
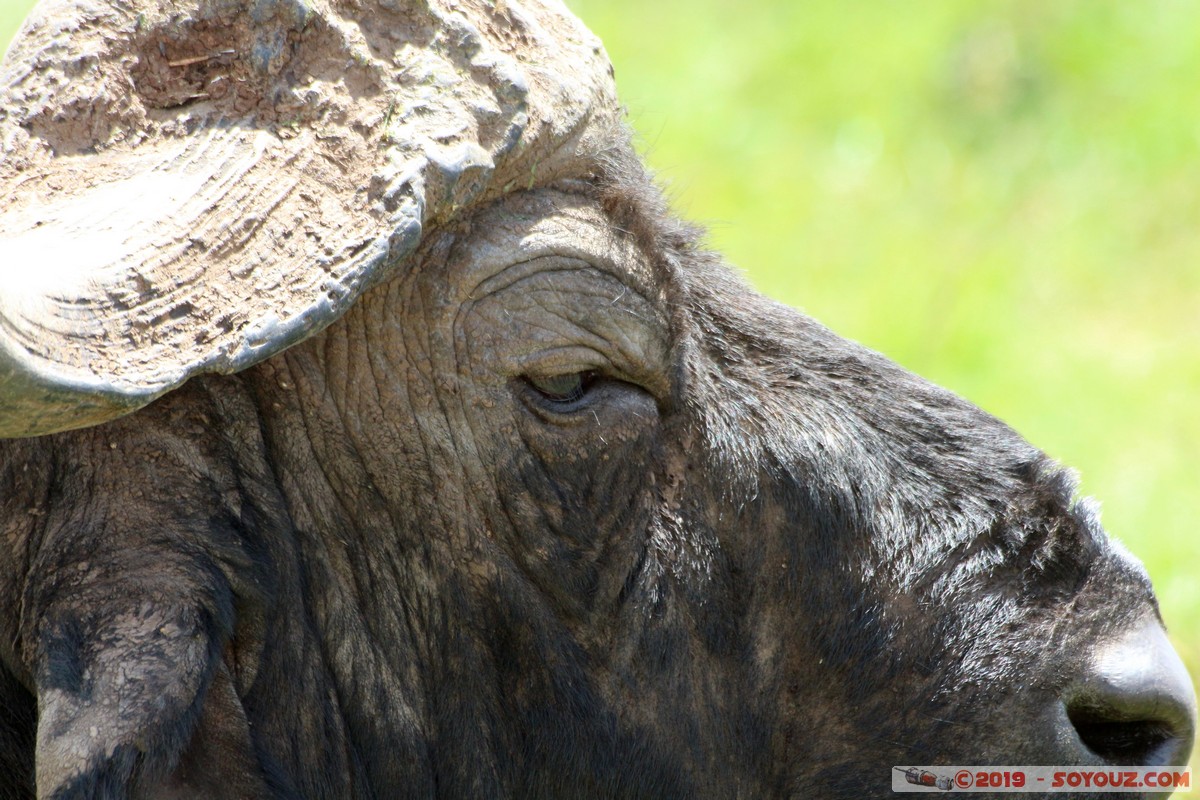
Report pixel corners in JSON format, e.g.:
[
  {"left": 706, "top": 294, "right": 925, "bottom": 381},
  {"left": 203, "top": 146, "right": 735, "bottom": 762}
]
[{"left": 525, "top": 371, "right": 598, "bottom": 407}]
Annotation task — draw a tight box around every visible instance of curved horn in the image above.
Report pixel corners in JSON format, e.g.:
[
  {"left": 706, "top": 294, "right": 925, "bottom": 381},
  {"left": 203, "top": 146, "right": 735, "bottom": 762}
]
[{"left": 0, "top": 0, "right": 618, "bottom": 437}]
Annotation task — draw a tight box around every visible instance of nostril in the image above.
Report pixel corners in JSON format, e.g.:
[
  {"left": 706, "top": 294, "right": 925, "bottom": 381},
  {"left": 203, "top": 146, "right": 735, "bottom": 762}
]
[
  {"left": 1067, "top": 706, "right": 1183, "bottom": 766},
  {"left": 1065, "top": 618, "right": 1197, "bottom": 766}
]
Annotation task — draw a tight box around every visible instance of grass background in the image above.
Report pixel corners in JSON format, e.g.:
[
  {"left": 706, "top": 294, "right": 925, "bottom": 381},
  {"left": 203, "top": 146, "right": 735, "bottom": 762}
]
[{"left": 4, "top": 0, "right": 1198, "bottom": 764}]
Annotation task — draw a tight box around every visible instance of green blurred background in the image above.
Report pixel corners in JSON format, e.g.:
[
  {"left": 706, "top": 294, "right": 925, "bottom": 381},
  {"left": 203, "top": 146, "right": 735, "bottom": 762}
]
[{"left": 3, "top": 0, "right": 1198, "bottom": 763}]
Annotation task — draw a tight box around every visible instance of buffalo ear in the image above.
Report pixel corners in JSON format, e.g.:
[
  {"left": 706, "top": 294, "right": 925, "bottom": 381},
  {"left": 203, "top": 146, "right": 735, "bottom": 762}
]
[
  {"left": 35, "top": 624, "right": 273, "bottom": 800},
  {"left": 0, "top": 0, "right": 619, "bottom": 438},
  {"left": 33, "top": 601, "right": 228, "bottom": 798}
]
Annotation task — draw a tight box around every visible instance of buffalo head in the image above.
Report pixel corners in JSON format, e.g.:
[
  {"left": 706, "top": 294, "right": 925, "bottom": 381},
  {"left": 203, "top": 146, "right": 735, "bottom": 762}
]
[{"left": 0, "top": 0, "right": 1193, "bottom": 797}]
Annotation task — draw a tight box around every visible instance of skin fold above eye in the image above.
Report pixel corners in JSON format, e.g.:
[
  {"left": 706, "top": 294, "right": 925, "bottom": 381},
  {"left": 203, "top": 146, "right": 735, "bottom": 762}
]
[{"left": 459, "top": 259, "right": 672, "bottom": 402}]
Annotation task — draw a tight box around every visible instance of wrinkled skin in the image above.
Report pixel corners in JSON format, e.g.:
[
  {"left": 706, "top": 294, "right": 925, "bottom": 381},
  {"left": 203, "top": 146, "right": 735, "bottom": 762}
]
[{"left": 0, "top": 142, "right": 1182, "bottom": 798}]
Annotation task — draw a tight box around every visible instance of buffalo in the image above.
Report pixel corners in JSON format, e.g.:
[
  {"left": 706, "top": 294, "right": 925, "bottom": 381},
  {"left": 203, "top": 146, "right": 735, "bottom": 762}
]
[{"left": 0, "top": 0, "right": 1194, "bottom": 797}]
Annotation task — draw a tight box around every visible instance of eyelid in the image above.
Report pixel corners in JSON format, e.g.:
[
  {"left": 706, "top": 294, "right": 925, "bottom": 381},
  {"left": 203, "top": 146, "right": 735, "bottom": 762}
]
[
  {"left": 526, "top": 371, "right": 596, "bottom": 405},
  {"left": 515, "top": 347, "right": 615, "bottom": 381}
]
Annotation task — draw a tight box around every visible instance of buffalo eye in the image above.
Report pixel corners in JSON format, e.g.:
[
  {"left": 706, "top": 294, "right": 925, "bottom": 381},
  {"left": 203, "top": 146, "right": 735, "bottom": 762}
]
[{"left": 526, "top": 371, "right": 597, "bottom": 406}]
